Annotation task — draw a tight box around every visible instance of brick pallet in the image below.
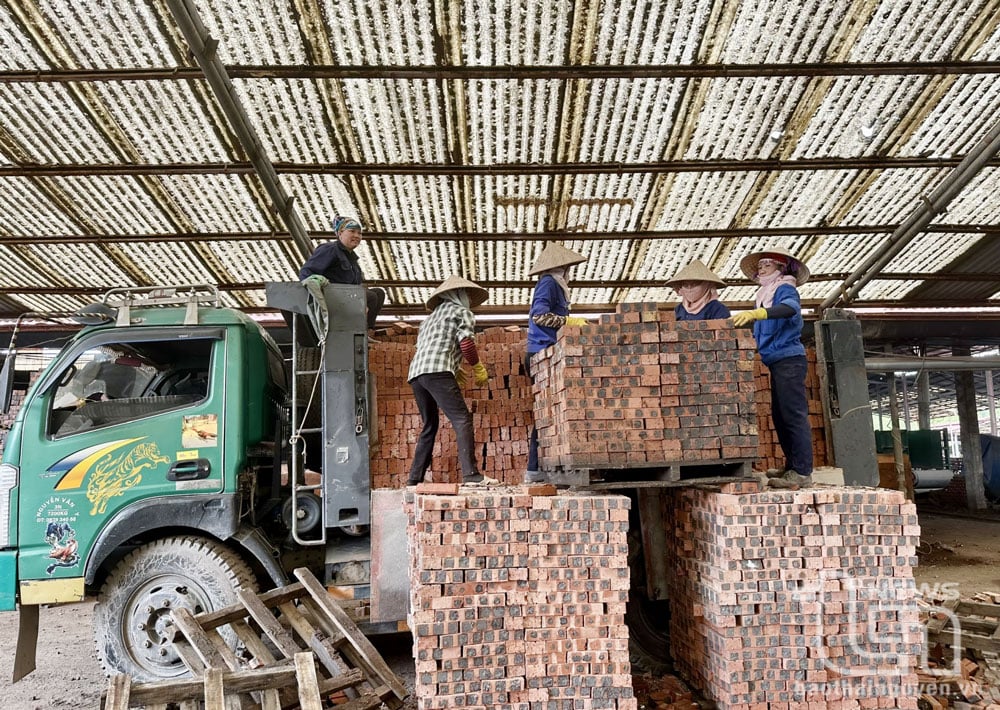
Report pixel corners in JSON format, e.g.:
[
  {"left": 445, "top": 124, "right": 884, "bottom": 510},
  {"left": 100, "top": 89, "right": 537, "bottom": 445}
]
[
  {"left": 406, "top": 488, "right": 637, "bottom": 710},
  {"left": 663, "top": 482, "right": 922, "bottom": 709},
  {"left": 530, "top": 303, "right": 759, "bottom": 470}
]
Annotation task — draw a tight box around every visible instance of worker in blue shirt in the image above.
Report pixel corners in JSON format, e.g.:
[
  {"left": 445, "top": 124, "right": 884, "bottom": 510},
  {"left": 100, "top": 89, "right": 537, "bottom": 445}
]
[
  {"left": 732, "top": 247, "right": 813, "bottom": 489},
  {"left": 525, "top": 242, "right": 588, "bottom": 483},
  {"left": 666, "top": 259, "right": 731, "bottom": 320}
]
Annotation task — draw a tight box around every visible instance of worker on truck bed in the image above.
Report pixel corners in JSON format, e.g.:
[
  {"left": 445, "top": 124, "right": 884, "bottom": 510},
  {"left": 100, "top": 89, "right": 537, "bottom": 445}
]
[
  {"left": 666, "top": 259, "right": 731, "bottom": 320},
  {"left": 406, "top": 275, "right": 498, "bottom": 487},
  {"left": 732, "top": 247, "right": 814, "bottom": 489},
  {"left": 524, "top": 242, "right": 588, "bottom": 484},
  {"left": 299, "top": 215, "right": 386, "bottom": 329}
]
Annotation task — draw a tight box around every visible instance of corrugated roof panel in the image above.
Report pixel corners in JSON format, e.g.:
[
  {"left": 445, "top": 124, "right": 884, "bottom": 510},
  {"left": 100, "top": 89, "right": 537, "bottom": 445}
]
[
  {"left": 462, "top": 0, "right": 571, "bottom": 65},
  {"left": 561, "top": 174, "right": 650, "bottom": 232},
  {"left": 321, "top": 0, "right": 435, "bottom": 64},
  {"left": 937, "top": 168, "right": 1000, "bottom": 224},
  {"left": 368, "top": 176, "right": 456, "bottom": 232},
  {"left": 620, "top": 287, "right": 682, "bottom": 303},
  {"left": 791, "top": 76, "right": 931, "bottom": 159},
  {"left": 0, "top": 84, "right": 118, "bottom": 162},
  {"left": 747, "top": 170, "right": 857, "bottom": 228},
  {"left": 904, "top": 76, "right": 1000, "bottom": 158},
  {"left": 569, "top": 238, "right": 631, "bottom": 285},
  {"left": 281, "top": 175, "right": 360, "bottom": 231},
  {"left": 0, "top": 178, "right": 83, "bottom": 236},
  {"left": 594, "top": 0, "right": 710, "bottom": 64},
  {"left": 19, "top": 243, "right": 136, "bottom": 287},
  {"left": 196, "top": 0, "right": 307, "bottom": 64},
  {"left": 578, "top": 80, "right": 686, "bottom": 162},
  {"left": 342, "top": 80, "right": 447, "bottom": 163},
  {"left": 684, "top": 77, "right": 808, "bottom": 160},
  {"left": 198, "top": 240, "right": 299, "bottom": 282},
  {"left": 476, "top": 240, "right": 532, "bottom": 284},
  {"left": 857, "top": 279, "right": 922, "bottom": 302},
  {"left": 235, "top": 79, "right": 344, "bottom": 163},
  {"left": 472, "top": 174, "right": 554, "bottom": 233},
  {"left": 5, "top": 294, "right": 90, "bottom": 313},
  {"left": 482, "top": 287, "right": 532, "bottom": 308},
  {"left": 848, "top": 1, "right": 985, "bottom": 62},
  {"left": 466, "top": 80, "right": 562, "bottom": 164},
  {"left": 720, "top": 2, "right": 847, "bottom": 63},
  {"left": 51, "top": 176, "right": 175, "bottom": 234},
  {"left": 0, "top": 5, "right": 50, "bottom": 69},
  {"left": 0, "top": 246, "right": 56, "bottom": 288},
  {"left": 386, "top": 241, "right": 461, "bottom": 282},
  {"left": 632, "top": 239, "right": 725, "bottom": 281},
  {"left": 157, "top": 176, "right": 273, "bottom": 231},
  {"left": 574, "top": 287, "right": 619, "bottom": 306},
  {"left": 112, "top": 243, "right": 220, "bottom": 285},
  {"left": 842, "top": 169, "right": 946, "bottom": 224},
  {"left": 652, "top": 173, "right": 758, "bottom": 230},
  {"left": 807, "top": 234, "right": 884, "bottom": 281},
  {"left": 35, "top": 1, "right": 176, "bottom": 67},
  {"left": 884, "top": 233, "right": 983, "bottom": 273},
  {"left": 92, "top": 82, "right": 231, "bottom": 162}
]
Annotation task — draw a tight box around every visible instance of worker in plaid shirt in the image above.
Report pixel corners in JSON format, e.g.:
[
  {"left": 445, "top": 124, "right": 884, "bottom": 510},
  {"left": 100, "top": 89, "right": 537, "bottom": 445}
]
[{"left": 407, "top": 276, "right": 498, "bottom": 487}]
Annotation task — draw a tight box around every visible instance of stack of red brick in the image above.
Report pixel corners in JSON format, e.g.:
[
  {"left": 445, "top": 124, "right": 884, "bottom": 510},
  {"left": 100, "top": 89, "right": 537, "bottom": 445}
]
[
  {"left": 530, "top": 303, "right": 759, "bottom": 469},
  {"left": 663, "top": 482, "right": 921, "bottom": 709},
  {"left": 369, "top": 326, "right": 532, "bottom": 487},
  {"left": 406, "top": 488, "right": 636, "bottom": 710}
]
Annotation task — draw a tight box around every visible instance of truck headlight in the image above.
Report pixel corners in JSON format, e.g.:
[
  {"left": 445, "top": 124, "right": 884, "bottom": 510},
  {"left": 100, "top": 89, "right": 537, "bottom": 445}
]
[{"left": 0, "top": 464, "right": 18, "bottom": 548}]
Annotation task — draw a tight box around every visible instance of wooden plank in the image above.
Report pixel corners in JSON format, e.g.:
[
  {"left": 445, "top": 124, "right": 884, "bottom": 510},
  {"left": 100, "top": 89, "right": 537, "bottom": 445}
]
[
  {"left": 926, "top": 599, "right": 960, "bottom": 634},
  {"left": 278, "top": 600, "right": 354, "bottom": 682},
  {"left": 294, "top": 652, "right": 324, "bottom": 710},
  {"left": 230, "top": 618, "right": 279, "bottom": 666},
  {"left": 173, "top": 638, "right": 207, "bottom": 677},
  {"left": 294, "top": 568, "right": 407, "bottom": 701},
  {"left": 128, "top": 666, "right": 302, "bottom": 704},
  {"left": 928, "top": 630, "right": 1000, "bottom": 654},
  {"left": 105, "top": 674, "right": 131, "bottom": 710},
  {"left": 237, "top": 588, "right": 303, "bottom": 659},
  {"left": 171, "top": 607, "right": 233, "bottom": 670},
  {"left": 331, "top": 693, "right": 385, "bottom": 710},
  {"left": 204, "top": 668, "right": 225, "bottom": 710},
  {"left": 172, "top": 583, "right": 307, "bottom": 636},
  {"left": 956, "top": 600, "right": 1000, "bottom": 618}
]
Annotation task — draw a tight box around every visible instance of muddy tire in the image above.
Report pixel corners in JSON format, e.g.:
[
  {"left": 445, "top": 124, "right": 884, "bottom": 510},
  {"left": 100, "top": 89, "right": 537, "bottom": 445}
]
[{"left": 94, "top": 536, "right": 256, "bottom": 682}]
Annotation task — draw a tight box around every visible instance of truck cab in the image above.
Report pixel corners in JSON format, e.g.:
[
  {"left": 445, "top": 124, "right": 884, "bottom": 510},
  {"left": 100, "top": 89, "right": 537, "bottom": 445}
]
[{"left": 0, "top": 285, "right": 336, "bottom": 681}]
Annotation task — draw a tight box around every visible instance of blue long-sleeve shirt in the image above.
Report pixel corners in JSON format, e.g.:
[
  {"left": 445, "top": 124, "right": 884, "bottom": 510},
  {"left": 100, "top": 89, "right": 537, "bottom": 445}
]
[
  {"left": 752, "top": 284, "right": 806, "bottom": 366},
  {"left": 675, "top": 299, "right": 731, "bottom": 321},
  {"left": 527, "top": 274, "right": 569, "bottom": 355}
]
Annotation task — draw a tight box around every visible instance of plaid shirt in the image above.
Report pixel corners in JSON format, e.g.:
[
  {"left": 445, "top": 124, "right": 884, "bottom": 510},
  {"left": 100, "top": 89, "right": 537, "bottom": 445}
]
[{"left": 408, "top": 299, "right": 475, "bottom": 381}]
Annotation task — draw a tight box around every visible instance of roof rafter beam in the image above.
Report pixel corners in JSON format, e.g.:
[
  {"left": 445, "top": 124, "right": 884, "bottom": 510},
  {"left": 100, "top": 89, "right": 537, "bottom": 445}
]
[
  {"left": 4, "top": 156, "right": 995, "bottom": 177},
  {"left": 0, "top": 224, "right": 995, "bottom": 244},
  {"left": 3, "top": 271, "right": 995, "bottom": 296},
  {"left": 5, "top": 61, "right": 1000, "bottom": 82}
]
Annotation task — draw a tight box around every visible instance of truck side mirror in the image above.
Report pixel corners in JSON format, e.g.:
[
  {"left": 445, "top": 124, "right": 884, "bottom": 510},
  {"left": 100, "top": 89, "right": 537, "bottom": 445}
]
[{"left": 0, "top": 350, "right": 14, "bottom": 414}]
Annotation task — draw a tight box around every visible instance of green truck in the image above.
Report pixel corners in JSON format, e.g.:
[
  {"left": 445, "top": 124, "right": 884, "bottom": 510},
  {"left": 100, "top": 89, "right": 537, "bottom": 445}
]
[{"left": 0, "top": 283, "right": 407, "bottom": 682}]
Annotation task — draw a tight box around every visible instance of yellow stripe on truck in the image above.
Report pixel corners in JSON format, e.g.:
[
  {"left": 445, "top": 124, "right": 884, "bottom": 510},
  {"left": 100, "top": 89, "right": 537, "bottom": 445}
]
[{"left": 20, "top": 577, "right": 85, "bottom": 605}]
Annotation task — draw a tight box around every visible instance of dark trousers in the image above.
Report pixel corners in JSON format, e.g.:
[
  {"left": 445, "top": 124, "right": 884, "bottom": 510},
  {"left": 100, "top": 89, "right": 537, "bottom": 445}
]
[
  {"left": 408, "top": 372, "right": 479, "bottom": 483},
  {"left": 524, "top": 353, "right": 540, "bottom": 471},
  {"left": 767, "top": 355, "right": 814, "bottom": 476},
  {"left": 366, "top": 287, "right": 386, "bottom": 329}
]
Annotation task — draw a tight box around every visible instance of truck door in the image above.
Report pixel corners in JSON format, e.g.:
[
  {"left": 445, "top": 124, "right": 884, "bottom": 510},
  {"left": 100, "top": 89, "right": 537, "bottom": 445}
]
[{"left": 17, "top": 328, "right": 225, "bottom": 584}]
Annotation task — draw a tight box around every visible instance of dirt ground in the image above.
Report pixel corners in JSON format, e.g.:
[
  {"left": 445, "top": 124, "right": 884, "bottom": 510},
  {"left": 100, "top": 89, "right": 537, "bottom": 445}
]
[{"left": 1, "top": 507, "right": 998, "bottom": 709}]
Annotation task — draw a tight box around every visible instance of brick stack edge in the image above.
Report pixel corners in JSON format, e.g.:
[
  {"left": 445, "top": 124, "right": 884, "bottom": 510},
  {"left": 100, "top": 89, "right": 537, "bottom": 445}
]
[
  {"left": 530, "top": 303, "right": 759, "bottom": 469},
  {"left": 664, "top": 482, "right": 922, "bottom": 709},
  {"left": 406, "top": 490, "right": 637, "bottom": 710}
]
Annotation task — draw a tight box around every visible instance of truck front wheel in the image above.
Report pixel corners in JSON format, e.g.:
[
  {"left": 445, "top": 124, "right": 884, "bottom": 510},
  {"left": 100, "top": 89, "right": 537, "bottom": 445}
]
[{"left": 94, "top": 535, "right": 256, "bottom": 682}]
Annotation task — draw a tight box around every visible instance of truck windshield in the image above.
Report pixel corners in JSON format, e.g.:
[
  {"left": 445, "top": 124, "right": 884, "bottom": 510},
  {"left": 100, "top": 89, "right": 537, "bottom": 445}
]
[{"left": 48, "top": 338, "right": 214, "bottom": 438}]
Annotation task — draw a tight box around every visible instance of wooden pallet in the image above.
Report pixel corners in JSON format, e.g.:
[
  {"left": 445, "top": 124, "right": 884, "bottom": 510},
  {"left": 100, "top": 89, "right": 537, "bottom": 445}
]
[
  {"left": 104, "top": 567, "right": 407, "bottom": 709},
  {"left": 927, "top": 598, "right": 1000, "bottom": 656}
]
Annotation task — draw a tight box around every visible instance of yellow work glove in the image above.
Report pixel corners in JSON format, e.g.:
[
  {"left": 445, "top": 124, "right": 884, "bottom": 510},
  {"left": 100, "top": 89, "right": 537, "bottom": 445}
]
[
  {"left": 732, "top": 307, "right": 767, "bottom": 327},
  {"left": 564, "top": 316, "right": 588, "bottom": 327},
  {"left": 472, "top": 362, "right": 489, "bottom": 387},
  {"left": 455, "top": 368, "right": 467, "bottom": 388}
]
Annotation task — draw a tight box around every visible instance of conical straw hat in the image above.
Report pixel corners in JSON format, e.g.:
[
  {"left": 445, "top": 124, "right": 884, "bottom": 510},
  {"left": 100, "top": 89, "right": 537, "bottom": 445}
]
[
  {"left": 425, "top": 275, "right": 489, "bottom": 310},
  {"left": 528, "top": 243, "right": 586, "bottom": 276},
  {"left": 665, "top": 259, "right": 727, "bottom": 288},
  {"left": 739, "top": 247, "right": 811, "bottom": 285}
]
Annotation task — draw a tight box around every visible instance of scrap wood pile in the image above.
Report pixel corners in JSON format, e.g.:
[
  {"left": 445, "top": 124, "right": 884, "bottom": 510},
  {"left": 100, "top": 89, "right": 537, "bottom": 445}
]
[
  {"left": 919, "top": 591, "right": 1000, "bottom": 708},
  {"left": 102, "top": 567, "right": 407, "bottom": 710}
]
